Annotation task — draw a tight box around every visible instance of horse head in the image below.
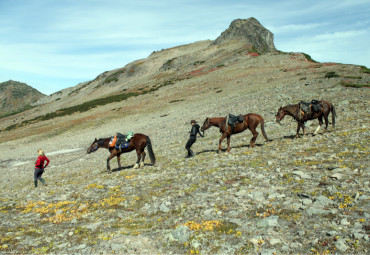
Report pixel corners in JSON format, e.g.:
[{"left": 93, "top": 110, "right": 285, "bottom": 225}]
[
  {"left": 87, "top": 138, "right": 100, "bottom": 154},
  {"left": 275, "top": 106, "right": 285, "bottom": 124},
  {"left": 201, "top": 117, "right": 210, "bottom": 133}
]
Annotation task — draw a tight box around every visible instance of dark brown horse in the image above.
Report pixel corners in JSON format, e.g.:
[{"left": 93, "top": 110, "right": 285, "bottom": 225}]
[
  {"left": 201, "top": 113, "right": 269, "bottom": 153},
  {"left": 275, "top": 100, "right": 336, "bottom": 137},
  {"left": 87, "top": 133, "right": 155, "bottom": 171}
]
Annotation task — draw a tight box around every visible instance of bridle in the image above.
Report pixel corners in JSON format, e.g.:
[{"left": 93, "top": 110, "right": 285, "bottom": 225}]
[
  {"left": 201, "top": 118, "right": 209, "bottom": 132},
  {"left": 88, "top": 143, "right": 99, "bottom": 153},
  {"left": 276, "top": 109, "right": 285, "bottom": 122},
  {"left": 87, "top": 139, "right": 103, "bottom": 153}
]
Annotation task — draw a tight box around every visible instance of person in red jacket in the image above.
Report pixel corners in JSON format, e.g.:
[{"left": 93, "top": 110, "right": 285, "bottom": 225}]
[{"left": 34, "top": 149, "right": 50, "bottom": 187}]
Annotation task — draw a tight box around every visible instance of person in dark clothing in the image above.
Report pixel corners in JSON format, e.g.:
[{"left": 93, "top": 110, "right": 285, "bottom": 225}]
[
  {"left": 185, "top": 120, "right": 204, "bottom": 158},
  {"left": 34, "top": 149, "right": 50, "bottom": 188}
]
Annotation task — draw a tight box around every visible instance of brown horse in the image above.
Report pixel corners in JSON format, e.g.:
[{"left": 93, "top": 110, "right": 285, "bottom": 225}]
[
  {"left": 275, "top": 100, "right": 336, "bottom": 137},
  {"left": 201, "top": 113, "right": 269, "bottom": 153},
  {"left": 87, "top": 133, "right": 155, "bottom": 171}
]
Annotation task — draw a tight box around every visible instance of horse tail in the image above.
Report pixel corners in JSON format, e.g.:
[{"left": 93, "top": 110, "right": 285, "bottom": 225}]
[
  {"left": 260, "top": 117, "right": 270, "bottom": 141},
  {"left": 146, "top": 136, "right": 156, "bottom": 165},
  {"left": 331, "top": 103, "right": 336, "bottom": 128}
]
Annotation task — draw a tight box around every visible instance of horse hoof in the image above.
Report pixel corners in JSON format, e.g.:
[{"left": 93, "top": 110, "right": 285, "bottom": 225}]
[
  {"left": 140, "top": 162, "right": 145, "bottom": 168},
  {"left": 133, "top": 164, "right": 139, "bottom": 169}
]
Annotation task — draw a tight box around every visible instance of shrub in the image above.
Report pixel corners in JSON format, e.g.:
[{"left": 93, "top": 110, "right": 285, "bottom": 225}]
[
  {"left": 340, "top": 81, "right": 369, "bottom": 88},
  {"left": 360, "top": 66, "right": 370, "bottom": 74},
  {"left": 303, "top": 53, "right": 317, "bottom": 63},
  {"left": 325, "top": 72, "right": 339, "bottom": 78}
]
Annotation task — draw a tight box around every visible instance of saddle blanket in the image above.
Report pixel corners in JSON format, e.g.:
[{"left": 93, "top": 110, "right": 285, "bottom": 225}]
[{"left": 116, "top": 142, "right": 129, "bottom": 150}]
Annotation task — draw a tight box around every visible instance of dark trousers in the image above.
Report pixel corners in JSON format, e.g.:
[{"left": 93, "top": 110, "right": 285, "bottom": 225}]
[
  {"left": 185, "top": 137, "right": 196, "bottom": 157},
  {"left": 34, "top": 168, "right": 45, "bottom": 187}
]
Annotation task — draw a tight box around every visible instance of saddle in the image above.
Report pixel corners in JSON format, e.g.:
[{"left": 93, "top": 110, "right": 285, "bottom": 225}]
[
  {"left": 227, "top": 114, "right": 244, "bottom": 133},
  {"left": 109, "top": 132, "right": 133, "bottom": 151},
  {"left": 299, "top": 100, "right": 321, "bottom": 119}
]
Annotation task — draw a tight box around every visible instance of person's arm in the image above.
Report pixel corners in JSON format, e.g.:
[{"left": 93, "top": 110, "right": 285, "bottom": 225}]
[
  {"left": 44, "top": 156, "right": 50, "bottom": 168},
  {"left": 35, "top": 157, "right": 41, "bottom": 167},
  {"left": 197, "top": 126, "right": 204, "bottom": 137}
]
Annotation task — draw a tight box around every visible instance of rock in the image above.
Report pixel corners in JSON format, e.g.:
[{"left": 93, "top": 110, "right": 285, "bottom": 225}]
[
  {"left": 269, "top": 238, "right": 282, "bottom": 245},
  {"left": 235, "top": 189, "right": 248, "bottom": 197},
  {"left": 212, "top": 18, "right": 276, "bottom": 53},
  {"left": 340, "top": 218, "right": 350, "bottom": 226},
  {"left": 313, "top": 195, "right": 335, "bottom": 208},
  {"left": 335, "top": 239, "right": 348, "bottom": 252},
  {"left": 160, "top": 202, "right": 170, "bottom": 213},
  {"left": 330, "top": 173, "right": 343, "bottom": 180},
  {"left": 85, "top": 222, "right": 102, "bottom": 232},
  {"left": 306, "top": 208, "right": 338, "bottom": 216},
  {"left": 301, "top": 199, "right": 313, "bottom": 206},
  {"left": 168, "top": 225, "right": 190, "bottom": 243},
  {"left": 292, "top": 170, "right": 311, "bottom": 179},
  {"left": 257, "top": 216, "right": 279, "bottom": 228},
  {"left": 72, "top": 244, "right": 87, "bottom": 250}
]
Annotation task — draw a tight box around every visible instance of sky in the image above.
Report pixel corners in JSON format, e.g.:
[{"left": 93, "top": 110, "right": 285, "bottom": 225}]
[{"left": 0, "top": 0, "right": 369, "bottom": 95}]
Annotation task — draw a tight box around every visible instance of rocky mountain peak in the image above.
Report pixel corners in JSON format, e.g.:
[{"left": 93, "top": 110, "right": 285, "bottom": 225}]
[
  {"left": 212, "top": 17, "right": 276, "bottom": 53},
  {"left": 0, "top": 80, "right": 45, "bottom": 115}
]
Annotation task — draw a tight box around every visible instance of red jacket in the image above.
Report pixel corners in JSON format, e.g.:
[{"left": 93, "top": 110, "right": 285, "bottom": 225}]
[{"left": 35, "top": 155, "right": 50, "bottom": 169}]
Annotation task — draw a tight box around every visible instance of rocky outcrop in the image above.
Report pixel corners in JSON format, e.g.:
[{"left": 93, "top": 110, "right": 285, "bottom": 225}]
[
  {"left": 0, "top": 80, "right": 45, "bottom": 115},
  {"left": 212, "top": 17, "right": 276, "bottom": 53}
]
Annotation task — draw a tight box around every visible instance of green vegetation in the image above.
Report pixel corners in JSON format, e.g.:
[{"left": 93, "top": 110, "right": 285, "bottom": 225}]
[
  {"left": 3, "top": 92, "right": 138, "bottom": 131},
  {"left": 192, "top": 60, "right": 205, "bottom": 66},
  {"left": 325, "top": 71, "right": 340, "bottom": 78},
  {"left": 340, "top": 81, "right": 369, "bottom": 88},
  {"left": 360, "top": 65, "right": 370, "bottom": 74},
  {"left": 103, "top": 68, "right": 126, "bottom": 84},
  {"left": 303, "top": 53, "right": 317, "bottom": 63},
  {"left": 169, "top": 99, "right": 184, "bottom": 103}
]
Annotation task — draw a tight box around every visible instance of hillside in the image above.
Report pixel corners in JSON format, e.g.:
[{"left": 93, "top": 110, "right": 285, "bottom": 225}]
[
  {"left": 0, "top": 80, "right": 45, "bottom": 116},
  {"left": 0, "top": 18, "right": 369, "bottom": 254}
]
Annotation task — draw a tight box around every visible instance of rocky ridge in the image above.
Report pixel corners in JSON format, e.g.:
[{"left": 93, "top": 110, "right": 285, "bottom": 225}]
[{"left": 212, "top": 18, "right": 276, "bottom": 53}]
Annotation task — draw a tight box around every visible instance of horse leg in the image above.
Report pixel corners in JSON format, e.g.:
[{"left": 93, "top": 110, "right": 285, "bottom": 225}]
[
  {"left": 218, "top": 133, "right": 227, "bottom": 153},
  {"left": 226, "top": 135, "right": 231, "bottom": 153},
  {"left": 314, "top": 117, "right": 323, "bottom": 135},
  {"left": 133, "top": 149, "right": 141, "bottom": 169},
  {"left": 140, "top": 151, "right": 146, "bottom": 168},
  {"left": 250, "top": 128, "right": 258, "bottom": 148},
  {"left": 323, "top": 114, "right": 329, "bottom": 132},
  {"left": 106, "top": 153, "right": 115, "bottom": 172},
  {"left": 296, "top": 123, "right": 301, "bottom": 138},
  {"left": 117, "top": 154, "right": 121, "bottom": 169}
]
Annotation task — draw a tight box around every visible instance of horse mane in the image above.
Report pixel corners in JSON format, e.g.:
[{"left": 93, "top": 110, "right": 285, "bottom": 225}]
[{"left": 97, "top": 137, "right": 110, "bottom": 146}]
